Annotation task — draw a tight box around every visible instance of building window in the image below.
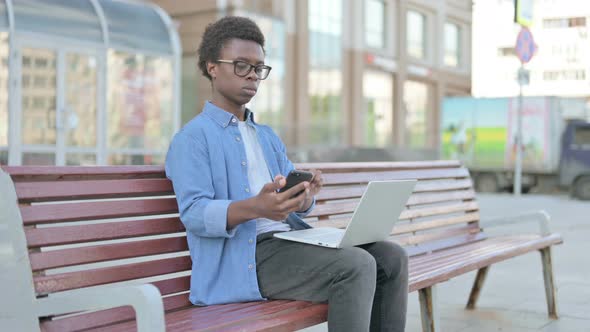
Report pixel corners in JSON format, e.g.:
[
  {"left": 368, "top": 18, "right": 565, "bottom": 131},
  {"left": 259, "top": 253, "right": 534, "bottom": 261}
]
[
  {"left": 246, "top": 14, "right": 286, "bottom": 136},
  {"left": 0, "top": 32, "right": 8, "bottom": 149},
  {"left": 309, "top": 0, "right": 343, "bottom": 146},
  {"left": 543, "top": 17, "right": 587, "bottom": 28},
  {"left": 407, "top": 10, "right": 426, "bottom": 59},
  {"left": 365, "top": 0, "right": 386, "bottom": 49},
  {"left": 363, "top": 70, "right": 393, "bottom": 147},
  {"left": 543, "top": 70, "right": 586, "bottom": 81},
  {"left": 403, "top": 80, "right": 430, "bottom": 148},
  {"left": 444, "top": 22, "right": 461, "bottom": 67},
  {"left": 107, "top": 51, "right": 174, "bottom": 164},
  {"left": 498, "top": 47, "right": 516, "bottom": 57}
]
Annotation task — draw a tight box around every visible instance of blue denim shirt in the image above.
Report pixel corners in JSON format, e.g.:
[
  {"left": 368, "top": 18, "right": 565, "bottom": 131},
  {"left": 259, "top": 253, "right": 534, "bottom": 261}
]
[{"left": 165, "top": 101, "right": 314, "bottom": 306}]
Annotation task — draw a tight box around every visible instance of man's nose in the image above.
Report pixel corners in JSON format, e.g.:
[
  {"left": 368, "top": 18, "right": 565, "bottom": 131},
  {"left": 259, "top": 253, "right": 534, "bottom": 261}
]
[{"left": 246, "top": 68, "right": 260, "bottom": 81}]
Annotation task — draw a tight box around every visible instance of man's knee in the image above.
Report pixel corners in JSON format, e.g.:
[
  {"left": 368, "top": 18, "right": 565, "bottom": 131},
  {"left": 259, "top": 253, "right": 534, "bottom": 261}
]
[
  {"left": 338, "top": 247, "right": 377, "bottom": 281},
  {"left": 371, "top": 241, "right": 408, "bottom": 278}
]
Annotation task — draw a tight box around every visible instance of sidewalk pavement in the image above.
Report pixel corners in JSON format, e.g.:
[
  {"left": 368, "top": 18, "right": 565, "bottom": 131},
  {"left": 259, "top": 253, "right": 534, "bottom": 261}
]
[{"left": 301, "top": 193, "right": 590, "bottom": 332}]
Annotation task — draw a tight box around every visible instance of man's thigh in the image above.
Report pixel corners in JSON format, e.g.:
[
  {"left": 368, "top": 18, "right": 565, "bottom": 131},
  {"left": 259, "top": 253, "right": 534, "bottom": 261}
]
[{"left": 255, "top": 232, "right": 374, "bottom": 302}]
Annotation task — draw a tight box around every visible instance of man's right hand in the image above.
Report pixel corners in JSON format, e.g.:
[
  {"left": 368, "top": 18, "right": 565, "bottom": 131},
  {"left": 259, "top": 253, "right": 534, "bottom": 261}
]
[{"left": 254, "top": 175, "right": 310, "bottom": 221}]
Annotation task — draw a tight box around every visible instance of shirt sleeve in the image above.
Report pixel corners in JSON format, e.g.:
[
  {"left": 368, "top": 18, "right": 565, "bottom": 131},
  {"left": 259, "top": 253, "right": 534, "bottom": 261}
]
[{"left": 165, "top": 132, "right": 237, "bottom": 238}]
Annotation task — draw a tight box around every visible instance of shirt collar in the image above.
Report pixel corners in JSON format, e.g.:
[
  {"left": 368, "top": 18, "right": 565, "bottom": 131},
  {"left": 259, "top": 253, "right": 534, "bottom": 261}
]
[{"left": 203, "top": 101, "right": 256, "bottom": 127}]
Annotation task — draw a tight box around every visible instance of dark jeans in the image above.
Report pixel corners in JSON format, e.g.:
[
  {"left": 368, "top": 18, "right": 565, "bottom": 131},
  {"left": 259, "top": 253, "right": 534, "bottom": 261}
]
[{"left": 256, "top": 231, "right": 408, "bottom": 332}]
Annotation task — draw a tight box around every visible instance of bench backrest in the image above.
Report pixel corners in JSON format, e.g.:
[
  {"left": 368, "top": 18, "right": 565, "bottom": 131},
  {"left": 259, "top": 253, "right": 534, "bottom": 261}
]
[{"left": 1, "top": 160, "right": 480, "bottom": 330}]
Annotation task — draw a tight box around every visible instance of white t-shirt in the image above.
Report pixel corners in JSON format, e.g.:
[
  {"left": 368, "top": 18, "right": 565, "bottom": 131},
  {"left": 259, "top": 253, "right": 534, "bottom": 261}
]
[{"left": 237, "top": 121, "right": 291, "bottom": 235}]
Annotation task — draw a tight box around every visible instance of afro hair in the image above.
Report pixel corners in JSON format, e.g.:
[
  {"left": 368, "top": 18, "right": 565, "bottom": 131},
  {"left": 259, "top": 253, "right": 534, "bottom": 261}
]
[{"left": 197, "top": 16, "right": 266, "bottom": 81}]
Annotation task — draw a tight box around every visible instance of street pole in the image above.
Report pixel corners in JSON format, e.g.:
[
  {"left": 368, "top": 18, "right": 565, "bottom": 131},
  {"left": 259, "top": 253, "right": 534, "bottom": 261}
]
[{"left": 514, "top": 65, "right": 524, "bottom": 196}]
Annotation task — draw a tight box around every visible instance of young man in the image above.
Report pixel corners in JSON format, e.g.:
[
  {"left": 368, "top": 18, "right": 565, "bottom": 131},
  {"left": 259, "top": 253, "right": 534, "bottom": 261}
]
[{"left": 165, "top": 16, "right": 408, "bottom": 332}]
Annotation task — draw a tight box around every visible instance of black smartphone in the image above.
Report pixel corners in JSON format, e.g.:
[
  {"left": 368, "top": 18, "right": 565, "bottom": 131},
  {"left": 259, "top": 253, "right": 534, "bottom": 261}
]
[{"left": 278, "top": 170, "right": 314, "bottom": 195}]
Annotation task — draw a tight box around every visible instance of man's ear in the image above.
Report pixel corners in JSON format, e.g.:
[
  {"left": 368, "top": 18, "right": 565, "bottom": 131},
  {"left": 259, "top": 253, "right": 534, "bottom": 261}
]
[{"left": 207, "top": 61, "right": 217, "bottom": 79}]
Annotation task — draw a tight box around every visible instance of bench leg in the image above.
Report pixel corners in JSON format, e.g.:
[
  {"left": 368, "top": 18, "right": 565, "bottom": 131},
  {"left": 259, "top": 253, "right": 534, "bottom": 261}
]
[
  {"left": 540, "top": 247, "right": 558, "bottom": 319},
  {"left": 465, "top": 266, "right": 489, "bottom": 310},
  {"left": 418, "top": 286, "right": 440, "bottom": 332}
]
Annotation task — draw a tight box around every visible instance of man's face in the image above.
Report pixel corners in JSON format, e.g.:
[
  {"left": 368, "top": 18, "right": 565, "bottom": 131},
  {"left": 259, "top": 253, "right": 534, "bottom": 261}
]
[{"left": 208, "top": 39, "right": 266, "bottom": 107}]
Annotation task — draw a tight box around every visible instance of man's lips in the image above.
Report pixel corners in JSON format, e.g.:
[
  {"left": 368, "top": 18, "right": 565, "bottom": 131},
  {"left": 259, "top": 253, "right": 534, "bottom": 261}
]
[{"left": 242, "top": 87, "right": 257, "bottom": 95}]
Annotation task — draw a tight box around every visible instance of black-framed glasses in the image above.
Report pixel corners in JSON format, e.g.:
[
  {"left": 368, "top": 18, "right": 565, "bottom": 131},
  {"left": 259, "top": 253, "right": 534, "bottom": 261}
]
[{"left": 216, "top": 59, "right": 272, "bottom": 80}]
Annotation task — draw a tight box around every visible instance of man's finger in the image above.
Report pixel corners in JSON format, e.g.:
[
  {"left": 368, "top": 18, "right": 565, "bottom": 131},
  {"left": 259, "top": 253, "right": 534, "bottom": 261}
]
[
  {"left": 282, "top": 188, "right": 309, "bottom": 210},
  {"left": 279, "top": 181, "right": 308, "bottom": 198}
]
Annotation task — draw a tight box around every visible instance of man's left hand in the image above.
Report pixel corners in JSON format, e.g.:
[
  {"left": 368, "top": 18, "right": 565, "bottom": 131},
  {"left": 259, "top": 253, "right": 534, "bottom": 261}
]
[{"left": 300, "top": 169, "right": 323, "bottom": 212}]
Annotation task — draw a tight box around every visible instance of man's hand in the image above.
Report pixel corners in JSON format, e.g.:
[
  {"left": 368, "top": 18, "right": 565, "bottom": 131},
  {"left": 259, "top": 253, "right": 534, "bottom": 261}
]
[
  {"left": 300, "top": 169, "right": 323, "bottom": 212},
  {"left": 254, "top": 175, "right": 310, "bottom": 221}
]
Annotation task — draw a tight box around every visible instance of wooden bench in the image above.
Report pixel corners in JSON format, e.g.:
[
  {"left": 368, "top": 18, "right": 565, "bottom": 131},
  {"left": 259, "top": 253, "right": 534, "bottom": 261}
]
[{"left": 0, "top": 161, "right": 562, "bottom": 332}]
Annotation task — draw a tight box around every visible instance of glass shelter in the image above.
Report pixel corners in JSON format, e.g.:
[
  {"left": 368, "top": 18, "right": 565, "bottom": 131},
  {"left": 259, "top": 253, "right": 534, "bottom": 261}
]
[{"left": 0, "top": 0, "right": 181, "bottom": 165}]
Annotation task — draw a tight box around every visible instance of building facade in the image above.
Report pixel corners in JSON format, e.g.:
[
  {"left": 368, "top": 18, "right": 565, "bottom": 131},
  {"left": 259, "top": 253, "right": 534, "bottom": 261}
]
[
  {"left": 153, "top": 0, "right": 472, "bottom": 161},
  {"left": 0, "top": 0, "right": 180, "bottom": 166},
  {"left": 473, "top": 0, "right": 590, "bottom": 106}
]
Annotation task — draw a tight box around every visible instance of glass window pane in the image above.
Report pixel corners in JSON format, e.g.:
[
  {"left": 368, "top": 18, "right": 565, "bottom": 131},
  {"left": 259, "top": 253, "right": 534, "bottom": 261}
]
[
  {"left": 365, "top": 0, "right": 386, "bottom": 49},
  {"left": 574, "top": 127, "right": 590, "bottom": 145},
  {"left": 245, "top": 14, "right": 285, "bottom": 135},
  {"left": 21, "top": 48, "right": 57, "bottom": 146},
  {"left": 444, "top": 22, "right": 460, "bottom": 67},
  {"left": 107, "top": 51, "right": 174, "bottom": 152},
  {"left": 66, "top": 53, "right": 97, "bottom": 148},
  {"left": 101, "top": 0, "right": 171, "bottom": 54},
  {"left": 0, "top": 150, "right": 7, "bottom": 165},
  {"left": 0, "top": 1, "right": 8, "bottom": 30},
  {"left": 109, "top": 154, "right": 164, "bottom": 165},
  {"left": 13, "top": 0, "right": 102, "bottom": 43},
  {"left": 363, "top": 70, "right": 393, "bottom": 147},
  {"left": 403, "top": 80, "right": 429, "bottom": 148},
  {"left": 66, "top": 153, "right": 96, "bottom": 166},
  {"left": 407, "top": 10, "right": 426, "bottom": 59},
  {"left": 22, "top": 152, "right": 55, "bottom": 165},
  {"left": 309, "top": 0, "right": 343, "bottom": 146},
  {"left": 0, "top": 32, "right": 8, "bottom": 147}
]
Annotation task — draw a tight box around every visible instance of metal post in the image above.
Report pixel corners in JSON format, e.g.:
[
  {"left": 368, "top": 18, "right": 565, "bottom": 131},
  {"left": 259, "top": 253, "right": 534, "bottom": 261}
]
[{"left": 514, "top": 65, "right": 524, "bottom": 196}]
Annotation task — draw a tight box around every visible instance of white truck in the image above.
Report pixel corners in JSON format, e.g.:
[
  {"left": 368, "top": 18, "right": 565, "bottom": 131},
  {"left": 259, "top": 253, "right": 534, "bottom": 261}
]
[{"left": 441, "top": 96, "right": 590, "bottom": 199}]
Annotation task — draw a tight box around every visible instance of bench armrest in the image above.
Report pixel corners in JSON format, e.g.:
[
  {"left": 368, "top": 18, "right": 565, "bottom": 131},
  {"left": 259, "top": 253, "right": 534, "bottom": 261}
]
[
  {"left": 479, "top": 210, "right": 551, "bottom": 236},
  {"left": 35, "top": 284, "right": 165, "bottom": 332}
]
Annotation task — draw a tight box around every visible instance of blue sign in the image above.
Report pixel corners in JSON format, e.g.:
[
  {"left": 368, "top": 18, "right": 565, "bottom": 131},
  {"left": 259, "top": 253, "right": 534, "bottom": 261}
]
[{"left": 515, "top": 27, "right": 536, "bottom": 63}]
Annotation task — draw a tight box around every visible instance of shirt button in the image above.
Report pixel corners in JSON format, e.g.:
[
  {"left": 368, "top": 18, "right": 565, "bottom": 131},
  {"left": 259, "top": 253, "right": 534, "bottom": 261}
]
[
  {"left": 248, "top": 264, "right": 253, "bottom": 270},
  {"left": 245, "top": 188, "right": 250, "bottom": 193},
  {"left": 241, "top": 161, "right": 246, "bottom": 166},
  {"left": 249, "top": 239, "right": 253, "bottom": 244},
  {"left": 231, "top": 118, "right": 237, "bottom": 123},
  {"left": 235, "top": 137, "right": 241, "bottom": 142}
]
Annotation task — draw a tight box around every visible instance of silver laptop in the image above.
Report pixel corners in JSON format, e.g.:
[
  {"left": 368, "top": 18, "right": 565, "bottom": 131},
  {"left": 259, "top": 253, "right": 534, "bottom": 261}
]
[{"left": 273, "top": 180, "right": 417, "bottom": 249}]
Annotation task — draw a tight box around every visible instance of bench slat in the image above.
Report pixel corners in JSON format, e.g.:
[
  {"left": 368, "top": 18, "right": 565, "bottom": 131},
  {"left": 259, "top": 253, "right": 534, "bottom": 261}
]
[
  {"left": 34, "top": 256, "right": 191, "bottom": 294},
  {"left": 393, "top": 212, "right": 480, "bottom": 235},
  {"left": 407, "top": 189, "right": 475, "bottom": 206},
  {"left": 2, "top": 165, "right": 165, "bottom": 180},
  {"left": 25, "top": 217, "right": 185, "bottom": 247},
  {"left": 394, "top": 224, "right": 480, "bottom": 247},
  {"left": 404, "top": 232, "right": 488, "bottom": 257},
  {"left": 21, "top": 198, "right": 178, "bottom": 225},
  {"left": 401, "top": 201, "right": 478, "bottom": 220},
  {"left": 15, "top": 179, "right": 173, "bottom": 202},
  {"left": 296, "top": 160, "right": 461, "bottom": 171},
  {"left": 212, "top": 302, "right": 328, "bottom": 332},
  {"left": 310, "top": 179, "right": 473, "bottom": 202},
  {"left": 30, "top": 236, "right": 188, "bottom": 271},
  {"left": 170, "top": 300, "right": 317, "bottom": 332},
  {"left": 309, "top": 189, "right": 476, "bottom": 218},
  {"left": 408, "top": 233, "right": 563, "bottom": 292},
  {"left": 309, "top": 210, "right": 480, "bottom": 237},
  {"left": 321, "top": 168, "right": 469, "bottom": 185},
  {"left": 41, "top": 292, "right": 193, "bottom": 332}
]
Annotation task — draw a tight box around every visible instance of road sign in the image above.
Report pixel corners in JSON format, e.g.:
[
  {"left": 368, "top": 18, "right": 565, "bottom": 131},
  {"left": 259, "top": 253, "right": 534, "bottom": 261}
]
[{"left": 515, "top": 27, "right": 536, "bottom": 63}]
